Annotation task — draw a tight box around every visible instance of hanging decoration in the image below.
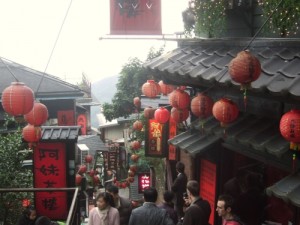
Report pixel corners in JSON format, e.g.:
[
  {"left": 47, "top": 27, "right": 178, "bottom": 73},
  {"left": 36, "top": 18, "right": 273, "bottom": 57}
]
[
  {"left": 158, "top": 80, "right": 175, "bottom": 95},
  {"left": 24, "top": 102, "right": 49, "bottom": 126},
  {"left": 212, "top": 98, "right": 239, "bottom": 135},
  {"left": 141, "top": 80, "right": 161, "bottom": 98},
  {"left": 1, "top": 82, "right": 35, "bottom": 117},
  {"left": 169, "top": 89, "right": 190, "bottom": 110},
  {"left": 228, "top": 50, "right": 261, "bottom": 109},
  {"left": 84, "top": 155, "right": 93, "bottom": 164},
  {"left": 171, "top": 107, "right": 189, "bottom": 123},
  {"left": 133, "top": 120, "right": 143, "bottom": 131},
  {"left": 22, "top": 124, "right": 41, "bottom": 144},
  {"left": 130, "top": 140, "right": 141, "bottom": 150},
  {"left": 191, "top": 93, "right": 214, "bottom": 118},
  {"left": 154, "top": 107, "right": 170, "bottom": 124},
  {"left": 144, "top": 107, "right": 156, "bottom": 119},
  {"left": 133, "top": 97, "right": 141, "bottom": 109}
]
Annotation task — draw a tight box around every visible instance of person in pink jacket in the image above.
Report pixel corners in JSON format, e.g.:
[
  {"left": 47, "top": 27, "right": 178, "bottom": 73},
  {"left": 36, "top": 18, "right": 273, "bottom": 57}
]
[{"left": 89, "top": 192, "right": 120, "bottom": 225}]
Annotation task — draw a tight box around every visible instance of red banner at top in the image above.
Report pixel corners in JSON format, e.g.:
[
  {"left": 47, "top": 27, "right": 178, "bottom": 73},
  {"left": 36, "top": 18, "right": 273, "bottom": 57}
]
[{"left": 110, "top": 0, "right": 162, "bottom": 35}]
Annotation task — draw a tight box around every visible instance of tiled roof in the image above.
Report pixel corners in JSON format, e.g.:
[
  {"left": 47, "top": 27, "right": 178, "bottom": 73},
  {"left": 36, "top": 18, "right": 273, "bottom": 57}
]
[
  {"left": 40, "top": 126, "right": 81, "bottom": 141},
  {"left": 169, "top": 115, "right": 293, "bottom": 172},
  {"left": 0, "top": 57, "right": 84, "bottom": 99},
  {"left": 78, "top": 135, "right": 108, "bottom": 154},
  {"left": 144, "top": 38, "right": 300, "bottom": 101}
]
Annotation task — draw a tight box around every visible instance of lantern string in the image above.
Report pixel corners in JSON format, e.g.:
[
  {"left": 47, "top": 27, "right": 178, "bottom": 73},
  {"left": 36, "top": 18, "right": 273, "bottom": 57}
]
[
  {"left": 0, "top": 57, "right": 19, "bottom": 82},
  {"left": 35, "top": 0, "right": 74, "bottom": 95}
]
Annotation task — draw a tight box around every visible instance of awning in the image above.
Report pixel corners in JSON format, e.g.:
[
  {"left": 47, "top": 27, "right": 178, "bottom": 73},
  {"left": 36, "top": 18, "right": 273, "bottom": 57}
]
[
  {"left": 41, "top": 126, "right": 81, "bottom": 141},
  {"left": 266, "top": 173, "right": 300, "bottom": 207}
]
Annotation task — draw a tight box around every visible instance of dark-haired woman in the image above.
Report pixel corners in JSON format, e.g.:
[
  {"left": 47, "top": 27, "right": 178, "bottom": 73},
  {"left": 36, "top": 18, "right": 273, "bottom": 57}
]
[
  {"left": 88, "top": 192, "right": 120, "bottom": 225},
  {"left": 16, "top": 206, "right": 37, "bottom": 225}
]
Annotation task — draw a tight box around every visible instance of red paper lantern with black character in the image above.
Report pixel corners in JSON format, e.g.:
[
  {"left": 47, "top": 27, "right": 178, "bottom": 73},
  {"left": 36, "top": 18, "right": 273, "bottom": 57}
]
[
  {"left": 85, "top": 154, "right": 93, "bottom": 163},
  {"left": 2, "top": 82, "right": 35, "bottom": 116},
  {"left": 169, "top": 89, "right": 190, "bottom": 110},
  {"left": 144, "top": 107, "right": 156, "bottom": 119},
  {"left": 191, "top": 93, "right": 214, "bottom": 118},
  {"left": 212, "top": 98, "right": 239, "bottom": 127},
  {"left": 158, "top": 80, "right": 175, "bottom": 95},
  {"left": 171, "top": 107, "right": 189, "bottom": 123},
  {"left": 130, "top": 140, "right": 141, "bottom": 150},
  {"left": 141, "top": 80, "right": 160, "bottom": 98},
  {"left": 133, "top": 97, "right": 141, "bottom": 109},
  {"left": 24, "top": 102, "right": 48, "bottom": 126},
  {"left": 154, "top": 107, "right": 170, "bottom": 124},
  {"left": 133, "top": 120, "right": 143, "bottom": 131},
  {"left": 280, "top": 110, "right": 300, "bottom": 150},
  {"left": 22, "top": 124, "right": 41, "bottom": 143}
]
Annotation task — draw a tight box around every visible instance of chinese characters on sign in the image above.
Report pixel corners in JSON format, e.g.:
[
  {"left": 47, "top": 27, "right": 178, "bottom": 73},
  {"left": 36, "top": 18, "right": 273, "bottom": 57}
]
[
  {"left": 34, "top": 143, "right": 68, "bottom": 219},
  {"left": 138, "top": 173, "right": 151, "bottom": 193},
  {"left": 103, "top": 144, "right": 120, "bottom": 171},
  {"left": 57, "top": 110, "right": 75, "bottom": 126},
  {"left": 168, "top": 117, "right": 177, "bottom": 161}
]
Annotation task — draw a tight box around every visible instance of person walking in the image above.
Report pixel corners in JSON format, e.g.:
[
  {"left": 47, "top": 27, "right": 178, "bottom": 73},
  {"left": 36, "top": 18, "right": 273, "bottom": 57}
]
[
  {"left": 158, "top": 190, "right": 178, "bottom": 225},
  {"left": 171, "top": 161, "right": 187, "bottom": 219},
  {"left": 107, "top": 185, "right": 132, "bottom": 225},
  {"left": 216, "top": 194, "right": 244, "bottom": 225},
  {"left": 128, "top": 187, "right": 174, "bottom": 225},
  {"left": 88, "top": 192, "right": 120, "bottom": 225},
  {"left": 16, "top": 205, "right": 37, "bottom": 225},
  {"left": 182, "top": 180, "right": 211, "bottom": 225}
]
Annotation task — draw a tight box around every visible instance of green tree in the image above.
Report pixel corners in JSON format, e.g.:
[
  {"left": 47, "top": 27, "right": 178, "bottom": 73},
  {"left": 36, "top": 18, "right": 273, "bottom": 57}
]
[
  {"left": 102, "top": 46, "right": 164, "bottom": 121},
  {"left": 0, "top": 127, "right": 33, "bottom": 225}
]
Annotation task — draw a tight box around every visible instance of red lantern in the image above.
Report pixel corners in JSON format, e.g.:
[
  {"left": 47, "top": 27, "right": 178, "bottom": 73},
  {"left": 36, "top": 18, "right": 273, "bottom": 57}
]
[
  {"left": 22, "top": 124, "right": 41, "bottom": 143},
  {"left": 130, "top": 141, "right": 141, "bottom": 150},
  {"left": 22, "top": 199, "right": 31, "bottom": 207},
  {"left": 24, "top": 102, "right": 48, "bottom": 126},
  {"left": 133, "top": 97, "right": 141, "bottom": 109},
  {"left": 133, "top": 120, "right": 143, "bottom": 131},
  {"left": 128, "top": 169, "right": 135, "bottom": 177},
  {"left": 127, "top": 177, "right": 134, "bottom": 183},
  {"left": 78, "top": 165, "right": 87, "bottom": 174},
  {"left": 154, "top": 107, "right": 170, "bottom": 124},
  {"left": 141, "top": 80, "right": 160, "bottom": 98},
  {"left": 1, "top": 82, "right": 35, "bottom": 116},
  {"left": 130, "top": 164, "right": 137, "bottom": 173},
  {"left": 191, "top": 93, "right": 214, "bottom": 118},
  {"left": 171, "top": 107, "right": 189, "bottom": 123},
  {"left": 75, "top": 174, "right": 82, "bottom": 186},
  {"left": 212, "top": 98, "right": 239, "bottom": 127},
  {"left": 93, "top": 175, "right": 100, "bottom": 184},
  {"left": 131, "top": 154, "right": 140, "bottom": 162},
  {"left": 280, "top": 110, "right": 300, "bottom": 149},
  {"left": 85, "top": 154, "right": 93, "bottom": 163},
  {"left": 229, "top": 51, "right": 261, "bottom": 86},
  {"left": 158, "top": 80, "right": 175, "bottom": 95},
  {"left": 144, "top": 107, "right": 156, "bottom": 119},
  {"left": 169, "top": 89, "right": 190, "bottom": 110},
  {"left": 88, "top": 169, "right": 95, "bottom": 177}
]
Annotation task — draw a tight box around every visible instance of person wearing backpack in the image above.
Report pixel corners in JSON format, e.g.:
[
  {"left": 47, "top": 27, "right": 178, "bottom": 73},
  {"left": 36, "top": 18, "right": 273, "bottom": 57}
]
[
  {"left": 216, "top": 194, "right": 244, "bottom": 225},
  {"left": 182, "top": 180, "right": 211, "bottom": 225}
]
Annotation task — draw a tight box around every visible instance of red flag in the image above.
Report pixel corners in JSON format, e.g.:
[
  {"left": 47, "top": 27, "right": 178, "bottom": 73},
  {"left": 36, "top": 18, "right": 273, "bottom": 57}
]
[{"left": 110, "top": 0, "right": 162, "bottom": 35}]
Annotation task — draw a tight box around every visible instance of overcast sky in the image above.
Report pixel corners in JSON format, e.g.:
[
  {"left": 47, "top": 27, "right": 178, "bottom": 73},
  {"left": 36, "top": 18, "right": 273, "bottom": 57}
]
[{"left": 0, "top": 0, "right": 187, "bottom": 84}]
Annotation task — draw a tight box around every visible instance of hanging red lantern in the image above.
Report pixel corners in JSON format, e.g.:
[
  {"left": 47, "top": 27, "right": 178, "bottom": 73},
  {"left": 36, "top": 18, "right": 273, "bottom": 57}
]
[
  {"left": 154, "top": 107, "right": 170, "bottom": 124},
  {"left": 212, "top": 98, "right": 239, "bottom": 127},
  {"left": 133, "top": 97, "right": 141, "bottom": 109},
  {"left": 93, "top": 175, "right": 100, "bottom": 184},
  {"left": 191, "top": 93, "right": 214, "bottom": 118},
  {"left": 22, "top": 124, "right": 41, "bottom": 143},
  {"left": 75, "top": 174, "right": 82, "bottom": 186},
  {"left": 141, "top": 80, "right": 160, "bottom": 98},
  {"left": 127, "top": 177, "right": 134, "bottom": 183},
  {"left": 85, "top": 154, "right": 93, "bottom": 163},
  {"left": 131, "top": 154, "right": 140, "bottom": 162},
  {"left": 130, "top": 140, "right": 141, "bottom": 150},
  {"left": 1, "top": 82, "right": 35, "bottom": 116},
  {"left": 171, "top": 107, "right": 189, "bottom": 123},
  {"left": 24, "top": 102, "right": 48, "bottom": 126},
  {"left": 144, "top": 107, "right": 156, "bottom": 119},
  {"left": 158, "top": 80, "right": 175, "bottom": 95},
  {"left": 78, "top": 164, "right": 87, "bottom": 174},
  {"left": 128, "top": 169, "right": 135, "bottom": 177},
  {"left": 133, "top": 120, "right": 143, "bottom": 131},
  {"left": 280, "top": 110, "right": 300, "bottom": 149},
  {"left": 169, "top": 89, "right": 190, "bottom": 110},
  {"left": 129, "top": 164, "right": 137, "bottom": 173}
]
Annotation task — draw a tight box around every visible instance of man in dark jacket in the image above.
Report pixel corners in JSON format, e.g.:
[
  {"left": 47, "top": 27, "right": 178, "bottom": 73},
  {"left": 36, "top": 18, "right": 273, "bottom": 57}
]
[
  {"left": 183, "top": 180, "right": 211, "bottom": 225},
  {"left": 107, "top": 185, "right": 132, "bottom": 225},
  {"left": 129, "top": 187, "right": 174, "bottom": 225},
  {"left": 158, "top": 190, "right": 178, "bottom": 225},
  {"left": 171, "top": 161, "right": 188, "bottom": 219}
]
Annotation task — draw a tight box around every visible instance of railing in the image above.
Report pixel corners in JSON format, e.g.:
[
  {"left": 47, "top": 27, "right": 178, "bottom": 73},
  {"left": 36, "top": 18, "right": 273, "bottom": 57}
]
[{"left": 0, "top": 187, "right": 79, "bottom": 225}]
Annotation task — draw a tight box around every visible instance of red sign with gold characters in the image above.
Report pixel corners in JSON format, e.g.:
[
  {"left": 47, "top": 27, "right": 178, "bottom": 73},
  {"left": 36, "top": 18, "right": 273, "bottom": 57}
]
[
  {"left": 145, "top": 119, "right": 167, "bottom": 157},
  {"left": 138, "top": 173, "right": 151, "bottom": 193},
  {"left": 168, "top": 117, "right": 177, "bottom": 161},
  {"left": 34, "top": 142, "right": 68, "bottom": 220}
]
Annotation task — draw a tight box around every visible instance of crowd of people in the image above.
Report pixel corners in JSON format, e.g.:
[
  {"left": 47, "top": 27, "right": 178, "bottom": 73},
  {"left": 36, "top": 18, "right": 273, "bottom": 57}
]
[{"left": 17, "top": 161, "right": 265, "bottom": 225}]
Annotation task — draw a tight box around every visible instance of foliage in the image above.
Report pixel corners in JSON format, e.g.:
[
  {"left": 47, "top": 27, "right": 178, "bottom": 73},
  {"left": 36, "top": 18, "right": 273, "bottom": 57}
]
[
  {"left": 258, "top": 0, "right": 300, "bottom": 37},
  {"left": 77, "top": 73, "right": 91, "bottom": 97},
  {"left": 102, "top": 47, "right": 164, "bottom": 121},
  {"left": 0, "top": 128, "right": 33, "bottom": 225},
  {"left": 183, "top": 0, "right": 227, "bottom": 38}
]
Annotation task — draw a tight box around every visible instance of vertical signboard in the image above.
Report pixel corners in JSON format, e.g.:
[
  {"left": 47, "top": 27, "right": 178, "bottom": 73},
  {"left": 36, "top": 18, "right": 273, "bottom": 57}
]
[
  {"left": 145, "top": 119, "right": 167, "bottom": 157},
  {"left": 34, "top": 142, "right": 68, "bottom": 219},
  {"left": 168, "top": 117, "right": 177, "bottom": 161},
  {"left": 138, "top": 173, "right": 151, "bottom": 193},
  {"left": 103, "top": 144, "right": 120, "bottom": 172},
  {"left": 77, "top": 114, "right": 87, "bottom": 135},
  {"left": 57, "top": 110, "right": 75, "bottom": 126},
  {"left": 199, "top": 159, "right": 216, "bottom": 225}
]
